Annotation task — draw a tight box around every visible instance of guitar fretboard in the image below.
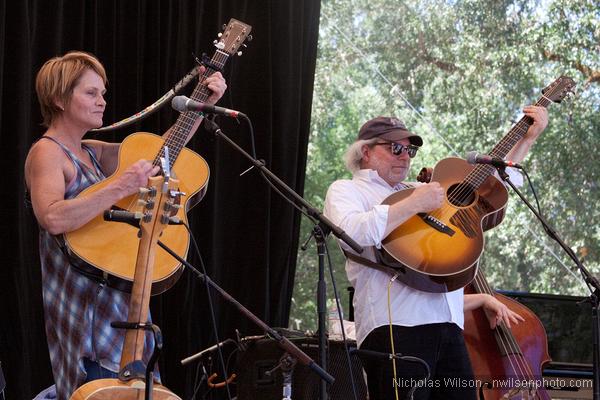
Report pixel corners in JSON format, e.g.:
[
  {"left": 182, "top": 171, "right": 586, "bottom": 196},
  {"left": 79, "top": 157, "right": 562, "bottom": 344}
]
[
  {"left": 153, "top": 49, "right": 231, "bottom": 169},
  {"left": 462, "top": 95, "right": 554, "bottom": 190}
]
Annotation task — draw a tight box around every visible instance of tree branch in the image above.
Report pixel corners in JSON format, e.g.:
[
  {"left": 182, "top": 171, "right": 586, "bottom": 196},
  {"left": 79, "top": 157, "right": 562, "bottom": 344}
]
[
  {"left": 543, "top": 49, "right": 600, "bottom": 86},
  {"left": 417, "top": 32, "right": 459, "bottom": 73}
]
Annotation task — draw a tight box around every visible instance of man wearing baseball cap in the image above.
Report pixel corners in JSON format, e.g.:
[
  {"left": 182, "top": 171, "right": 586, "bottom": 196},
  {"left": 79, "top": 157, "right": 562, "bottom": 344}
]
[{"left": 323, "top": 110, "right": 547, "bottom": 399}]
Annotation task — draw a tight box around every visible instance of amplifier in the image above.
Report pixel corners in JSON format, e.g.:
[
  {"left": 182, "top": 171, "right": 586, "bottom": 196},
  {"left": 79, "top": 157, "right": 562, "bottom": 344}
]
[
  {"left": 235, "top": 335, "right": 367, "bottom": 400},
  {"left": 543, "top": 362, "right": 593, "bottom": 400}
]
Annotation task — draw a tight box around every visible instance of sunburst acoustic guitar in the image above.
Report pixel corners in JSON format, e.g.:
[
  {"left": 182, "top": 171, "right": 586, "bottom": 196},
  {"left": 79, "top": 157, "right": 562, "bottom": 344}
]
[
  {"left": 378, "top": 76, "right": 576, "bottom": 293},
  {"left": 64, "top": 19, "right": 252, "bottom": 294}
]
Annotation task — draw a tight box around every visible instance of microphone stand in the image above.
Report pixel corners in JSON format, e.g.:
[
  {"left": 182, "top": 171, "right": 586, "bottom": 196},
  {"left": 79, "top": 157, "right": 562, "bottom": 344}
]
[
  {"left": 202, "top": 118, "right": 363, "bottom": 400},
  {"left": 157, "top": 239, "right": 335, "bottom": 387},
  {"left": 496, "top": 166, "right": 600, "bottom": 400}
]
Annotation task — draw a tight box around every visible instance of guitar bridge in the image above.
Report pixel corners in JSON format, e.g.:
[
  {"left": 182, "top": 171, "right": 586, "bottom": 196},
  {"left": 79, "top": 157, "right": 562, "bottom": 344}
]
[{"left": 418, "top": 213, "right": 455, "bottom": 236}]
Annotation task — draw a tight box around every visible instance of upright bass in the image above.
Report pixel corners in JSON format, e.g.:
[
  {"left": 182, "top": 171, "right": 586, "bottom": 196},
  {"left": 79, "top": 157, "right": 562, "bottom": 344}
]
[{"left": 465, "top": 272, "right": 552, "bottom": 400}]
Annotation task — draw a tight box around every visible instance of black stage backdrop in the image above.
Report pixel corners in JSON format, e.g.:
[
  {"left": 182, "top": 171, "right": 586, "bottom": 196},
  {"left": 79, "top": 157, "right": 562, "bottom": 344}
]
[{"left": 0, "top": 1, "right": 320, "bottom": 398}]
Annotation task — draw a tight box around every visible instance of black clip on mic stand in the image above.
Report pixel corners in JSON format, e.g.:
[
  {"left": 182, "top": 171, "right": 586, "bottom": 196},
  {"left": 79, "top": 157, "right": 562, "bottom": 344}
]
[
  {"left": 496, "top": 165, "right": 600, "bottom": 400},
  {"left": 202, "top": 118, "right": 362, "bottom": 400}
]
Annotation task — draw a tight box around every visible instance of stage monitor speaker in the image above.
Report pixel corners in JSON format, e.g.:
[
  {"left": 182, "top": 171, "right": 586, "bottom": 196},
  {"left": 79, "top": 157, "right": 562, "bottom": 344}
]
[{"left": 235, "top": 335, "right": 367, "bottom": 400}]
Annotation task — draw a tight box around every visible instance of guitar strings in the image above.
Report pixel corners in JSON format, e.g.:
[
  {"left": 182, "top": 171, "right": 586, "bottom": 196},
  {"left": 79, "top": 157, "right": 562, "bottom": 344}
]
[
  {"left": 122, "top": 51, "right": 229, "bottom": 213},
  {"left": 155, "top": 49, "right": 229, "bottom": 170},
  {"left": 437, "top": 85, "right": 556, "bottom": 211},
  {"left": 473, "top": 274, "right": 536, "bottom": 398},
  {"left": 427, "top": 92, "right": 554, "bottom": 226},
  {"left": 442, "top": 96, "right": 550, "bottom": 210}
]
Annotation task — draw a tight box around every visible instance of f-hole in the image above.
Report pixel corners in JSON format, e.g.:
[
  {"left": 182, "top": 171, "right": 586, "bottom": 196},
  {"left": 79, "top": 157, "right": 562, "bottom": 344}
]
[{"left": 447, "top": 183, "right": 476, "bottom": 207}]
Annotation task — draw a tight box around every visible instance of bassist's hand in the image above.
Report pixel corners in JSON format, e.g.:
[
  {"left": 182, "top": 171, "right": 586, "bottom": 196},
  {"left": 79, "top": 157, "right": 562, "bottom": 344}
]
[{"left": 482, "top": 294, "right": 525, "bottom": 329}]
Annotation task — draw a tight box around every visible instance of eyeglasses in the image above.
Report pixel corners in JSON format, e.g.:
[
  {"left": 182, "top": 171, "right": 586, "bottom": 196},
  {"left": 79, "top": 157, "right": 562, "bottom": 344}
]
[{"left": 374, "top": 141, "right": 419, "bottom": 158}]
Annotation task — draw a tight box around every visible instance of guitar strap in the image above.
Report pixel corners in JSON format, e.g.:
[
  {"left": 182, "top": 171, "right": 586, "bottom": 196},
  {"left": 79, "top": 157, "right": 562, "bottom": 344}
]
[{"left": 342, "top": 249, "right": 406, "bottom": 277}]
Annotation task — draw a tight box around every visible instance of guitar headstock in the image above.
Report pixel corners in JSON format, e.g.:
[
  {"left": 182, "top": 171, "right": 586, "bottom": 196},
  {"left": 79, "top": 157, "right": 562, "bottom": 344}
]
[
  {"left": 541, "top": 76, "right": 576, "bottom": 103},
  {"left": 138, "top": 175, "right": 180, "bottom": 242},
  {"left": 214, "top": 18, "right": 253, "bottom": 56}
]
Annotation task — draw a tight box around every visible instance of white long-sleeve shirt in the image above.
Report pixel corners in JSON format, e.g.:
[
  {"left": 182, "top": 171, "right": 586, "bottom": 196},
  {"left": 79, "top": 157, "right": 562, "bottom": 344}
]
[
  {"left": 323, "top": 167, "right": 522, "bottom": 346},
  {"left": 323, "top": 169, "right": 465, "bottom": 346}
]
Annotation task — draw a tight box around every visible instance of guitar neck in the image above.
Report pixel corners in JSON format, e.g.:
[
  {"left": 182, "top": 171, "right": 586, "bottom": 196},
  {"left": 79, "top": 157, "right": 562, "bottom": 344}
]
[
  {"left": 120, "top": 228, "right": 158, "bottom": 367},
  {"left": 119, "top": 175, "right": 178, "bottom": 369},
  {"left": 464, "top": 95, "right": 553, "bottom": 189},
  {"left": 153, "top": 50, "right": 230, "bottom": 170}
]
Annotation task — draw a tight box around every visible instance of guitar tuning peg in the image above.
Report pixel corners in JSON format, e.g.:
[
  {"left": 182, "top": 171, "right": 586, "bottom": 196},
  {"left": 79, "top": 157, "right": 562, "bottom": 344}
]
[
  {"left": 213, "top": 39, "right": 219, "bottom": 45},
  {"left": 217, "top": 32, "right": 223, "bottom": 38},
  {"left": 169, "top": 189, "right": 186, "bottom": 198},
  {"left": 247, "top": 35, "right": 253, "bottom": 42},
  {"left": 237, "top": 51, "right": 243, "bottom": 56},
  {"left": 140, "top": 186, "right": 157, "bottom": 197},
  {"left": 242, "top": 44, "right": 247, "bottom": 48},
  {"left": 222, "top": 24, "right": 227, "bottom": 30}
]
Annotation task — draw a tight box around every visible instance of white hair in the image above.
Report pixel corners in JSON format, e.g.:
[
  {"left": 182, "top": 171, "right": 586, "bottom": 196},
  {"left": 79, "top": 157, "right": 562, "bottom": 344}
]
[{"left": 343, "top": 138, "right": 378, "bottom": 173}]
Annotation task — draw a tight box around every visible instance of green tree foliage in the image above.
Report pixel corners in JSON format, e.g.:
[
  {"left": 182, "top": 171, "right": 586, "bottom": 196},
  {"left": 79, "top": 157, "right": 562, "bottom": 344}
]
[{"left": 290, "top": 0, "right": 599, "bottom": 331}]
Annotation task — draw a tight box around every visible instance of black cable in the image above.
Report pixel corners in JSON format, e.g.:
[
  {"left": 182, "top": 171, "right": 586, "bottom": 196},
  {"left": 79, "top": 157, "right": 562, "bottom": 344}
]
[
  {"left": 181, "top": 221, "right": 233, "bottom": 400},
  {"left": 522, "top": 168, "right": 546, "bottom": 229},
  {"left": 521, "top": 166, "right": 590, "bottom": 291},
  {"left": 321, "top": 225, "right": 360, "bottom": 400}
]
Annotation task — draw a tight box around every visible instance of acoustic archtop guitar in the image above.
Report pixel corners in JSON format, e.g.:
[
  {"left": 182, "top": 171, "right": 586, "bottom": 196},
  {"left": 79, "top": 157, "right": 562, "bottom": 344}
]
[
  {"left": 378, "top": 76, "right": 576, "bottom": 293},
  {"left": 64, "top": 19, "right": 252, "bottom": 294}
]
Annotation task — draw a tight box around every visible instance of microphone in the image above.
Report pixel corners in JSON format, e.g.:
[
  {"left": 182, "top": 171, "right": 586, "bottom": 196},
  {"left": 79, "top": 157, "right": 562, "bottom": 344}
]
[
  {"left": 180, "top": 339, "right": 236, "bottom": 366},
  {"left": 465, "top": 151, "right": 522, "bottom": 169},
  {"left": 110, "top": 321, "right": 152, "bottom": 330},
  {"left": 349, "top": 348, "right": 403, "bottom": 360},
  {"left": 171, "top": 95, "right": 246, "bottom": 118},
  {"left": 103, "top": 210, "right": 142, "bottom": 226}
]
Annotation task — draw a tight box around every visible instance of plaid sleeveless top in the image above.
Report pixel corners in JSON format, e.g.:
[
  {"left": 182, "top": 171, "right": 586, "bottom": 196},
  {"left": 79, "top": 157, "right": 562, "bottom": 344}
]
[{"left": 37, "top": 137, "right": 155, "bottom": 399}]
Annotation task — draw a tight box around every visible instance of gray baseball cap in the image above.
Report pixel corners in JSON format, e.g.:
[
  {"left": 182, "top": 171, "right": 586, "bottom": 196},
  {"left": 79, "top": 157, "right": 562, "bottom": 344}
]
[{"left": 358, "top": 117, "right": 423, "bottom": 146}]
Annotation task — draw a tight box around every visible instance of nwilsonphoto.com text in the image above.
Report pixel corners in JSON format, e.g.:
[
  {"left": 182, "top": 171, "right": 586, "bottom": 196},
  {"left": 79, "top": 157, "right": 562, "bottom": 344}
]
[{"left": 393, "top": 377, "right": 592, "bottom": 390}]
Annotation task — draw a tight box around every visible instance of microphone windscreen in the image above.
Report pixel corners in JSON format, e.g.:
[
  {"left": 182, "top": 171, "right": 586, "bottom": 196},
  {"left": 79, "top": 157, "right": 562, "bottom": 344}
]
[
  {"left": 171, "top": 96, "right": 188, "bottom": 112},
  {"left": 465, "top": 151, "right": 478, "bottom": 165}
]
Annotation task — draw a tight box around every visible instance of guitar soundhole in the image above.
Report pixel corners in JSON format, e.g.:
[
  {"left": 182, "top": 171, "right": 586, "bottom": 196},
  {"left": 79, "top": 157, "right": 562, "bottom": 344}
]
[{"left": 447, "top": 183, "right": 476, "bottom": 207}]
